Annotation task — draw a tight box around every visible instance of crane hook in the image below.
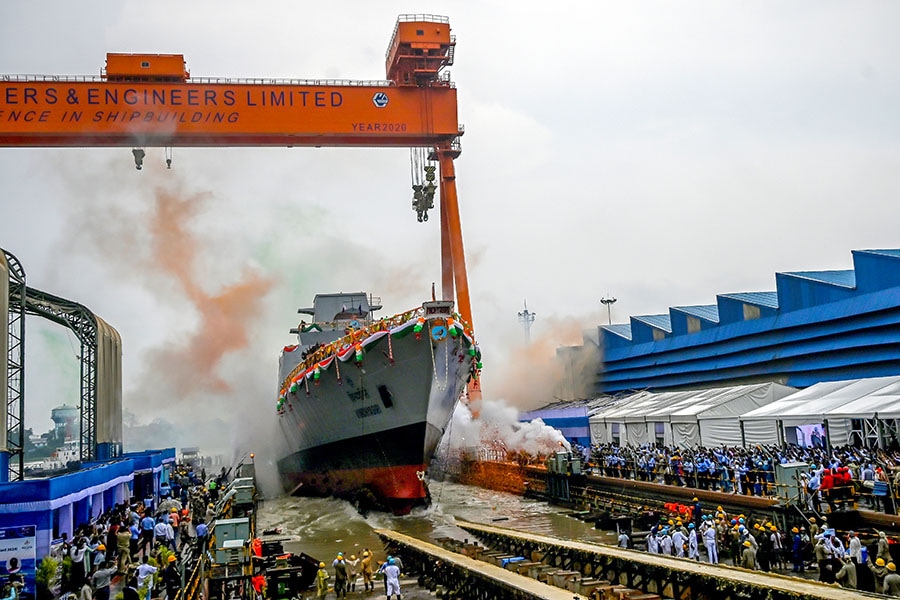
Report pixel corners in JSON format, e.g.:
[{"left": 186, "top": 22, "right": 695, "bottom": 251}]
[
  {"left": 165, "top": 147, "right": 173, "bottom": 169},
  {"left": 132, "top": 148, "right": 145, "bottom": 170}
]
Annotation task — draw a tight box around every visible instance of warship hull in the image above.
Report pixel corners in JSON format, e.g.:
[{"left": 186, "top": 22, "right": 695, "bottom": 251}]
[{"left": 276, "top": 307, "right": 474, "bottom": 515}]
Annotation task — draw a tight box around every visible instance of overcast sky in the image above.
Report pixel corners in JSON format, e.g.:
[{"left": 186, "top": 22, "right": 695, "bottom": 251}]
[{"left": 2, "top": 2, "right": 899, "bottom": 444}]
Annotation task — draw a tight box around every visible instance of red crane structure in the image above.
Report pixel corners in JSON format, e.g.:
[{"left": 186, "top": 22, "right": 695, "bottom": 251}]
[
  {"left": 0, "top": 14, "right": 472, "bottom": 327},
  {"left": 0, "top": 15, "right": 482, "bottom": 482}
]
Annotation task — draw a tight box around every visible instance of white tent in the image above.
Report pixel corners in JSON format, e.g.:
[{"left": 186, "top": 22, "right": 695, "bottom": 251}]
[
  {"left": 739, "top": 375, "right": 900, "bottom": 446},
  {"left": 664, "top": 383, "right": 795, "bottom": 447},
  {"left": 588, "top": 382, "right": 795, "bottom": 448},
  {"left": 823, "top": 378, "right": 900, "bottom": 419},
  {"left": 588, "top": 391, "right": 655, "bottom": 445}
]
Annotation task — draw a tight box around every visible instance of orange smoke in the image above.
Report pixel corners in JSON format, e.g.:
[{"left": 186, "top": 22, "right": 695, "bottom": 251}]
[
  {"left": 142, "top": 187, "right": 274, "bottom": 395},
  {"left": 489, "top": 315, "right": 590, "bottom": 410}
]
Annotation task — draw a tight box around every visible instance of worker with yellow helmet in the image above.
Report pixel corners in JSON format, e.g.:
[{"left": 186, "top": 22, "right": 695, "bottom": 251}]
[
  {"left": 740, "top": 539, "right": 757, "bottom": 570},
  {"left": 345, "top": 553, "right": 360, "bottom": 592},
  {"left": 332, "top": 553, "right": 348, "bottom": 598},
  {"left": 884, "top": 562, "right": 900, "bottom": 596},
  {"left": 316, "top": 561, "right": 329, "bottom": 598},
  {"left": 360, "top": 549, "right": 375, "bottom": 592},
  {"left": 870, "top": 555, "right": 890, "bottom": 593},
  {"left": 791, "top": 527, "right": 805, "bottom": 573}
]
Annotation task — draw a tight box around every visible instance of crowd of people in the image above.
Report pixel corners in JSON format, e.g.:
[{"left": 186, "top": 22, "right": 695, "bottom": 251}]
[
  {"left": 314, "top": 551, "right": 401, "bottom": 599},
  {"left": 582, "top": 441, "right": 900, "bottom": 512},
  {"left": 15, "top": 462, "right": 231, "bottom": 600},
  {"left": 618, "top": 497, "right": 899, "bottom": 593}
]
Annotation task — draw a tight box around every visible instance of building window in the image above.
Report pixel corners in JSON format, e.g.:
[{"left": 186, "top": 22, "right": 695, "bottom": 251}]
[
  {"left": 652, "top": 329, "right": 665, "bottom": 341},
  {"left": 655, "top": 422, "right": 665, "bottom": 445},
  {"left": 611, "top": 423, "right": 620, "bottom": 446},
  {"left": 686, "top": 316, "right": 701, "bottom": 333},
  {"left": 743, "top": 304, "right": 761, "bottom": 320}
]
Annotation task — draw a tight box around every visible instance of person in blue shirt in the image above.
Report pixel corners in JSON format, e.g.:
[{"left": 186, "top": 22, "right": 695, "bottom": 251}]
[
  {"left": 807, "top": 471, "right": 821, "bottom": 512},
  {"left": 195, "top": 518, "right": 209, "bottom": 551},
  {"left": 140, "top": 512, "right": 155, "bottom": 553},
  {"left": 791, "top": 527, "right": 805, "bottom": 573}
]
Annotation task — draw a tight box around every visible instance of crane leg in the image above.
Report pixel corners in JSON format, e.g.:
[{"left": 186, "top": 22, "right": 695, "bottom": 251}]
[
  {"left": 439, "top": 177, "right": 454, "bottom": 302},
  {"left": 436, "top": 147, "right": 481, "bottom": 415}
]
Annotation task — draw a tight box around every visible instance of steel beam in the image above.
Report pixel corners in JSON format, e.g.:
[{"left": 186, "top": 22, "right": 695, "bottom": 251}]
[
  {"left": 3, "top": 249, "right": 26, "bottom": 481},
  {"left": 18, "top": 286, "right": 99, "bottom": 462}
]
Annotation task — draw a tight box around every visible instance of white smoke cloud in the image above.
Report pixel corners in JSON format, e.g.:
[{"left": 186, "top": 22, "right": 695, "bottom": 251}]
[{"left": 443, "top": 396, "right": 570, "bottom": 459}]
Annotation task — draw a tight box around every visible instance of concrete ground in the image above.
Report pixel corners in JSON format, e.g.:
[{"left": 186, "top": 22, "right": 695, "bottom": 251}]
[{"left": 302, "top": 578, "right": 434, "bottom": 599}]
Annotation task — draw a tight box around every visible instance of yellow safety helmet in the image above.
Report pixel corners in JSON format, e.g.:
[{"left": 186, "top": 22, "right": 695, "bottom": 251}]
[
  {"left": 743, "top": 540, "right": 751, "bottom": 547},
  {"left": 890, "top": 563, "right": 897, "bottom": 572},
  {"left": 319, "top": 562, "right": 326, "bottom": 568},
  {"left": 168, "top": 555, "right": 177, "bottom": 563},
  {"left": 809, "top": 517, "right": 815, "bottom": 523},
  {"left": 877, "top": 558, "right": 886, "bottom": 567},
  {"left": 350, "top": 555, "right": 357, "bottom": 560},
  {"left": 791, "top": 527, "right": 799, "bottom": 533}
]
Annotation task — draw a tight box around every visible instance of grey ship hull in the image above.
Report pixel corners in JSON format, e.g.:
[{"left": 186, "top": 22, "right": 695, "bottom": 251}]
[{"left": 276, "top": 321, "right": 472, "bottom": 515}]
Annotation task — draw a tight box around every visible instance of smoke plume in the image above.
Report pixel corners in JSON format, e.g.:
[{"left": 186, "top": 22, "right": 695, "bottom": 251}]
[
  {"left": 141, "top": 187, "right": 274, "bottom": 394},
  {"left": 50, "top": 157, "right": 278, "bottom": 450},
  {"left": 440, "top": 397, "right": 570, "bottom": 460}
]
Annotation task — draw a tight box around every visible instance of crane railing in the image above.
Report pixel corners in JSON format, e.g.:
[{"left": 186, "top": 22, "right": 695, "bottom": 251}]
[{"left": 1, "top": 74, "right": 393, "bottom": 87}]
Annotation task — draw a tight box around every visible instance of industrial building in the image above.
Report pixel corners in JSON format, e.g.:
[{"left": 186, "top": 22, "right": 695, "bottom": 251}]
[
  {"left": 2, "top": 249, "right": 177, "bottom": 581},
  {"left": 561, "top": 248, "right": 900, "bottom": 395},
  {"left": 534, "top": 249, "right": 900, "bottom": 449}
]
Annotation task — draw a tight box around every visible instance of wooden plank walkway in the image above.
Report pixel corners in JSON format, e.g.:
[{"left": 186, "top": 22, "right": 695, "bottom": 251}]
[
  {"left": 374, "top": 529, "right": 588, "bottom": 599},
  {"left": 456, "top": 519, "right": 875, "bottom": 600}
]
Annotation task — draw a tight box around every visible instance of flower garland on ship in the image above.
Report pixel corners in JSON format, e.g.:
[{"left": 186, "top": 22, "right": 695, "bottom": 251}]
[{"left": 275, "top": 308, "right": 482, "bottom": 414}]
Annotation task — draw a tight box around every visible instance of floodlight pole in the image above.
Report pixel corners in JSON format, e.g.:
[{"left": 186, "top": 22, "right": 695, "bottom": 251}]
[
  {"left": 600, "top": 295, "right": 617, "bottom": 325},
  {"left": 518, "top": 300, "right": 536, "bottom": 342}
]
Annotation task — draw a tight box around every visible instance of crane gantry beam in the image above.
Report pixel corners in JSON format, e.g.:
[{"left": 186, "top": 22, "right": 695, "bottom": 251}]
[
  {"left": 0, "top": 81, "right": 460, "bottom": 148},
  {"left": 0, "top": 15, "right": 473, "bottom": 330}
]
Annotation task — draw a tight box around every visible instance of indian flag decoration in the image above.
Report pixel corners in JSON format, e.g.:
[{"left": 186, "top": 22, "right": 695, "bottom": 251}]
[
  {"left": 277, "top": 308, "right": 478, "bottom": 412},
  {"left": 413, "top": 317, "right": 425, "bottom": 340}
]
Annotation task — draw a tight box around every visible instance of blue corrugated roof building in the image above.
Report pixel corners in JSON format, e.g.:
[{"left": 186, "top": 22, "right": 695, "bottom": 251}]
[{"left": 586, "top": 249, "right": 900, "bottom": 394}]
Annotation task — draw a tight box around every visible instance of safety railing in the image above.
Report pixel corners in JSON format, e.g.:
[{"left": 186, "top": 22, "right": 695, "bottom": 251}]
[
  {"left": 385, "top": 15, "right": 451, "bottom": 60},
  {"left": 0, "top": 73, "right": 394, "bottom": 87},
  {"left": 175, "top": 551, "right": 204, "bottom": 600}
]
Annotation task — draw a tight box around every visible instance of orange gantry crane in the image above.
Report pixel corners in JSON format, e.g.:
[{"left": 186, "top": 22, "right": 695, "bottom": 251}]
[{"left": 0, "top": 14, "right": 472, "bottom": 328}]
